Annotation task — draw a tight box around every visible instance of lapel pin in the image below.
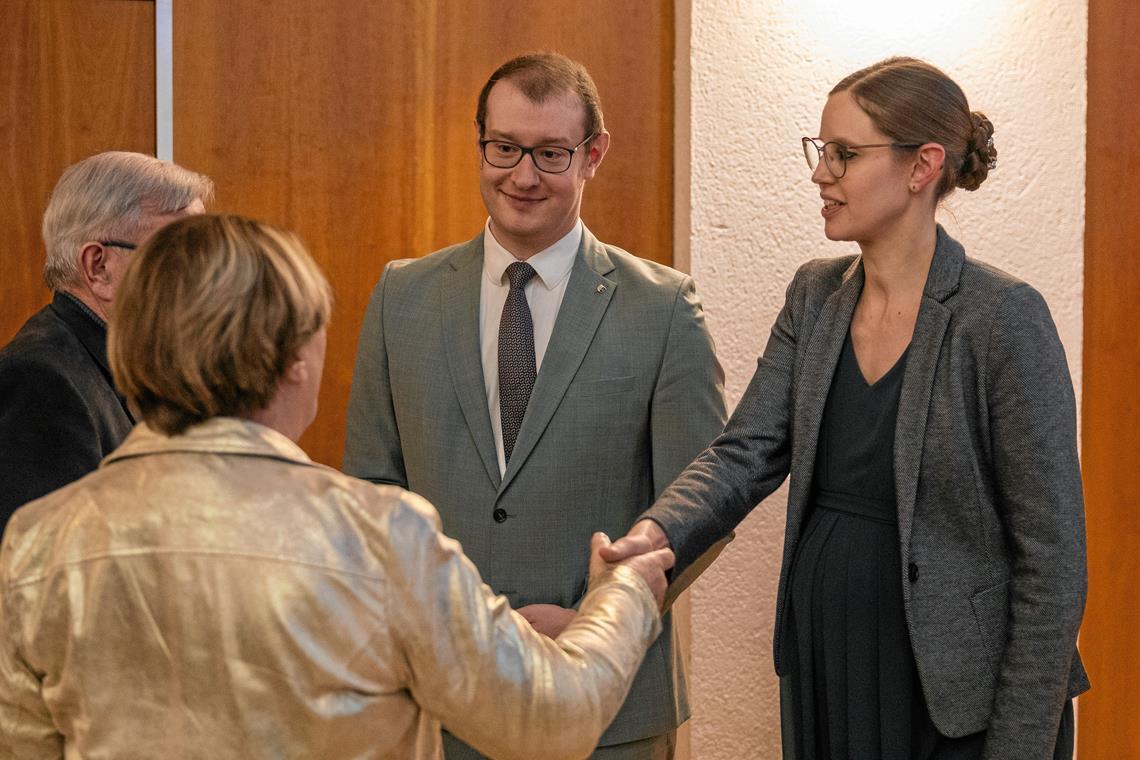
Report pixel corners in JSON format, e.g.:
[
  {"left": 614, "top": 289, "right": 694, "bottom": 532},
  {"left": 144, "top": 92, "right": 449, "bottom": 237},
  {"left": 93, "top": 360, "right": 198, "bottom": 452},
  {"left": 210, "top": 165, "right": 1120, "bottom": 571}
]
[{"left": 596, "top": 284, "right": 607, "bottom": 294}]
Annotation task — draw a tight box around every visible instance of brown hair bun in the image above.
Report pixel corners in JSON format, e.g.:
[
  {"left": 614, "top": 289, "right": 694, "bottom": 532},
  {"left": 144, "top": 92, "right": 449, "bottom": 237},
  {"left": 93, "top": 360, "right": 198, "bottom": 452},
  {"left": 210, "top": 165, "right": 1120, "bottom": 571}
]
[{"left": 958, "top": 112, "right": 996, "bottom": 191}]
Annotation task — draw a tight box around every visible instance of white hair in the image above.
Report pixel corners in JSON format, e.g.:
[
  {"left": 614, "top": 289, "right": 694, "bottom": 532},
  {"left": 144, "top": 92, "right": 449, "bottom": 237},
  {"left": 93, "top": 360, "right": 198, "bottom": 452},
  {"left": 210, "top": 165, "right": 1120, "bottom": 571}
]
[{"left": 41, "top": 151, "right": 214, "bottom": 291}]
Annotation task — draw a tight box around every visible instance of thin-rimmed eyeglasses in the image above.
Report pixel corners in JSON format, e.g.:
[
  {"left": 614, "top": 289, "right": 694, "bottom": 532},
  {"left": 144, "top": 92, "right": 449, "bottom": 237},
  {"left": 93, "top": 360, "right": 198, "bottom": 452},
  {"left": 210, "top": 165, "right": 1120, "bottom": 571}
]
[{"left": 802, "top": 137, "right": 922, "bottom": 178}]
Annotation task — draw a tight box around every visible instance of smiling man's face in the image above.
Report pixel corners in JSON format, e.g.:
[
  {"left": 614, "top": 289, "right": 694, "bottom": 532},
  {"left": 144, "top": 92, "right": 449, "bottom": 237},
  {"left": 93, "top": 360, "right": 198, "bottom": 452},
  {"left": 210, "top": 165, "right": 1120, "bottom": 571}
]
[{"left": 478, "top": 79, "right": 607, "bottom": 259}]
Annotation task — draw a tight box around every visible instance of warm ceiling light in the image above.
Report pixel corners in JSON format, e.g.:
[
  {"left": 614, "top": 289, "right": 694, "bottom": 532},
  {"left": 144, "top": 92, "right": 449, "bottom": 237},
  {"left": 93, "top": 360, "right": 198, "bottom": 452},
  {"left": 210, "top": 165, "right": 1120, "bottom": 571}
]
[{"left": 780, "top": 0, "right": 1010, "bottom": 63}]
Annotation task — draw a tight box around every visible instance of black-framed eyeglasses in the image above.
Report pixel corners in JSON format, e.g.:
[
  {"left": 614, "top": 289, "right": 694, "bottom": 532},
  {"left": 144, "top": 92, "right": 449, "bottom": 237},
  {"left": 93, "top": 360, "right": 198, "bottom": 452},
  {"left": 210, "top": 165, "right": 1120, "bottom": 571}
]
[
  {"left": 802, "top": 137, "right": 922, "bottom": 178},
  {"left": 479, "top": 134, "right": 595, "bottom": 174},
  {"left": 98, "top": 240, "right": 138, "bottom": 250}
]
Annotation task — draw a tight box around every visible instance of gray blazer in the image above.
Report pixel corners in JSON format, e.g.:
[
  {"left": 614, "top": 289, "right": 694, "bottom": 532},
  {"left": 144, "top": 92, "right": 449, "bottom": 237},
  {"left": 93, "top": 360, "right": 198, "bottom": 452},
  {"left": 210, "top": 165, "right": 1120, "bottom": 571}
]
[
  {"left": 646, "top": 227, "right": 1088, "bottom": 759},
  {"left": 344, "top": 228, "right": 726, "bottom": 747}
]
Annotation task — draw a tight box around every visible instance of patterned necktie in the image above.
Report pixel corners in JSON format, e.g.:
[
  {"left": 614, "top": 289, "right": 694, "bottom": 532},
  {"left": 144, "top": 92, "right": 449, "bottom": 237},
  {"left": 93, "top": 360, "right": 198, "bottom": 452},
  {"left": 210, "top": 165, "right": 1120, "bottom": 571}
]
[{"left": 498, "top": 261, "right": 537, "bottom": 464}]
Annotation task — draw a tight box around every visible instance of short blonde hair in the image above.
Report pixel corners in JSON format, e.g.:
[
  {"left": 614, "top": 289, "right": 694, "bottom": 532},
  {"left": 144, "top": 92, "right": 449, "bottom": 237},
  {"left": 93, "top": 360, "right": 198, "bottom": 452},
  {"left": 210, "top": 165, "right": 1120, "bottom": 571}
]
[
  {"left": 42, "top": 151, "right": 214, "bottom": 291},
  {"left": 109, "top": 215, "right": 332, "bottom": 436}
]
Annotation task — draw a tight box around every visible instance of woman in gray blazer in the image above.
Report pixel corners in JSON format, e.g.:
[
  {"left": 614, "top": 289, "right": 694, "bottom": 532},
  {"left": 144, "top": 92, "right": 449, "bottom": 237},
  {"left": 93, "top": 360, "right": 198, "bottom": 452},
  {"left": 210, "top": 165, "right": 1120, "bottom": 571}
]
[{"left": 607, "top": 57, "right": 1089, "bottom": 760}]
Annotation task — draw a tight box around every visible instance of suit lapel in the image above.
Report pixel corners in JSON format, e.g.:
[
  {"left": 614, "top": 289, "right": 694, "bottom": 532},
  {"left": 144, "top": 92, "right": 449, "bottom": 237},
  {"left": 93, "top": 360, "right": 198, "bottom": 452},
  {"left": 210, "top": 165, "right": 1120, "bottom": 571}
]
[
  {"left": 441, "top": 236, "right": 501, "bottom": 488},
  {"left": 893, "top": 302, "right": 950, "bottom": 566},
  {"left": 497, "top": 231, "right": 615, "bottom": 495},
  {"left": 787, "top": 258, "right": 863, "bottom": 538},
  {"left": 894, "top": 226, "right": 963, "bottom": 569}
]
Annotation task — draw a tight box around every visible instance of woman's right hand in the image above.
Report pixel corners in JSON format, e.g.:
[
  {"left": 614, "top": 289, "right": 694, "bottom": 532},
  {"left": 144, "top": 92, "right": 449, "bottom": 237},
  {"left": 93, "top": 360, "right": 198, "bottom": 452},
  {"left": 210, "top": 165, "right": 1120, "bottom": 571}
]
[{"left": 588, "top": 530, "right": 674, "bottom": 610}]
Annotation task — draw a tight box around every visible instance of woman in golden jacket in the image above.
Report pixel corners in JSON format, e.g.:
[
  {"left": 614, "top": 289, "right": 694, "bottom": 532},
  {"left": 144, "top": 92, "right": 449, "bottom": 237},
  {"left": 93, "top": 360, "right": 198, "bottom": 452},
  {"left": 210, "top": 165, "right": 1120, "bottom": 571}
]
[{"left": 0, "top": 214, "right": 673, "bottom": 760}]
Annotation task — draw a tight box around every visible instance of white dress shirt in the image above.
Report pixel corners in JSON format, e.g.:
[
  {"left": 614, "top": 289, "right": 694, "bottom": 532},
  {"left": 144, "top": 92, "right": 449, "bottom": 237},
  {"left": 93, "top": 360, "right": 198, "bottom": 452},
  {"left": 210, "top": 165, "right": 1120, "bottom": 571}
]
[{"left": 480, "top": 219, "right": 581, "bottom": 476}]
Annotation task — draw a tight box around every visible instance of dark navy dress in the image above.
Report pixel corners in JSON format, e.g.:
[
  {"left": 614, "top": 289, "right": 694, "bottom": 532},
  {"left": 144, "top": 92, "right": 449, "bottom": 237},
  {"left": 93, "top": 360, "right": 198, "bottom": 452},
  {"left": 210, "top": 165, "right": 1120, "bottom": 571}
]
[{"left": 780, "top": 333, "right": 1073, "bottom": 760}]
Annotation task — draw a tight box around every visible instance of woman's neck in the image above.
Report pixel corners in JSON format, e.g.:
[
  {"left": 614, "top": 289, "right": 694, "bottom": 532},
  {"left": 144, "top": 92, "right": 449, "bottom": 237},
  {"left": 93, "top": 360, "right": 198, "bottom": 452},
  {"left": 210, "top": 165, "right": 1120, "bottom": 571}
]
[{"left": 857, "top": 218, "right": 938, "bottom": 303}]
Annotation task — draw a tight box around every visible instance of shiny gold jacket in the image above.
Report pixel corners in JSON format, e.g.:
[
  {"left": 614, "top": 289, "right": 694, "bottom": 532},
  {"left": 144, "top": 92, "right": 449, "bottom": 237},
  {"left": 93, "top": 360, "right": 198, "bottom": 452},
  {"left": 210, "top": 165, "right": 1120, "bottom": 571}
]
[{"left": 0, "top": 419, "right": 660, "bottom": 759}]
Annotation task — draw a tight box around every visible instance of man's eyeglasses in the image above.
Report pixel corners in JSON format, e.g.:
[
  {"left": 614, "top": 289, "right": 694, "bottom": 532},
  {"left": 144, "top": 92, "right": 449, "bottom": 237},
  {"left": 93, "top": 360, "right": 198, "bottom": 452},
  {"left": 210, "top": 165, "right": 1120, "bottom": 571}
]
[
  {"left": 98, "top": 240, "right": 138, "bottom": 250},
  {"left": 802, "top": 137, "right": 922, "bottom": 179},
  {"left": 480, "top": 134, "right": 595, "bottom": 174}
]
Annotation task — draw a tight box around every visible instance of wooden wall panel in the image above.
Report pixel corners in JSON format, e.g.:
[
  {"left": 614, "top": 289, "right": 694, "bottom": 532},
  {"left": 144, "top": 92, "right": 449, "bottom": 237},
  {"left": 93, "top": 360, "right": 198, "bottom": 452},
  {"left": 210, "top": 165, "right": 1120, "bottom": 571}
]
[
  {"left": 173, "top": 0, "right": 674, "bottom": 466},
  {"left": 1080, "top": 0, "right": 1140, "bottom": 756},
  {"left": 0, "top": 0, "right": 155, "bottom": 344}
]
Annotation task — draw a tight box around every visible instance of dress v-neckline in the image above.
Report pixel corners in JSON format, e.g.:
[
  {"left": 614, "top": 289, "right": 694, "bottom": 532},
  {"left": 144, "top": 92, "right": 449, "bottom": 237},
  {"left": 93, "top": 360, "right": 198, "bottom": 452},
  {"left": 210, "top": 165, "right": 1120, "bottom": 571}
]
[{"left": 847, "top": 331, "right": 910, "bottom": 389}]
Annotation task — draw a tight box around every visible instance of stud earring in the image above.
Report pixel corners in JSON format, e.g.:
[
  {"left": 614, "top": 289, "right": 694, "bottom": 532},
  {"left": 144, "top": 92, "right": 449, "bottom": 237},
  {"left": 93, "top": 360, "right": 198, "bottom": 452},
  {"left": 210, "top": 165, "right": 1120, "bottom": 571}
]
[{"left": 910, "top": 184, "right": 918, "bottom": 192}]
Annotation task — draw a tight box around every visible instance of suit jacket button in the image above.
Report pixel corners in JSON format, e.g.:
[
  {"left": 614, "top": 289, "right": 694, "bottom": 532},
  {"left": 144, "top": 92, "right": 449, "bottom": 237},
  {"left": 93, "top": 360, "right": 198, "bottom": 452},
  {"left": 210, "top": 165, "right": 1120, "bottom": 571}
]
[
  {"left": 908, "top": 562, "right": 919, "bottom": 583},
  {"left": 492, "top": 508, "right": 508, "bottom": 523}
]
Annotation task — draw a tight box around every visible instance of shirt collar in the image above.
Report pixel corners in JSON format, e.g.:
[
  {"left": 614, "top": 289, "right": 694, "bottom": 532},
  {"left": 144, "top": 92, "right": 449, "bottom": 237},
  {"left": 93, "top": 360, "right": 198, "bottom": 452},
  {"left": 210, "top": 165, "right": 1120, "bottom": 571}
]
[
  {"left": 482, "top": 219, "right": 581, "bottom": 291},
  {"left": 103, "top": 417, "right": 315, "bottom": 469}
]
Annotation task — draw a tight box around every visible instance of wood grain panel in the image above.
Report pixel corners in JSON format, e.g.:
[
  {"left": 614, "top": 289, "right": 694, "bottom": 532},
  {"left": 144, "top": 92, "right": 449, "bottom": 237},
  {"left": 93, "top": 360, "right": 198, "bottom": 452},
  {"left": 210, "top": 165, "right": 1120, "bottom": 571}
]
[
  {"left": 1080, "top": 0, "right": 1140, "bottom": 756},
  {"left": 0, "top": 0, "right": 155, "bottom": 344},
  {"left": 173, "top": 0, "right": 674, "bottom": 466}
]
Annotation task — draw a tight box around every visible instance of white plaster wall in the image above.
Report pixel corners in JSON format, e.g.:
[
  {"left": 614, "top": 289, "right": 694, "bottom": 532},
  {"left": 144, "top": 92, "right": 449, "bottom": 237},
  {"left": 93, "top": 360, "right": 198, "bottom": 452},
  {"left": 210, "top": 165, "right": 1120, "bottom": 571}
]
[{"left": 681, "top": 2, "right": 1087, "bottom": 757}]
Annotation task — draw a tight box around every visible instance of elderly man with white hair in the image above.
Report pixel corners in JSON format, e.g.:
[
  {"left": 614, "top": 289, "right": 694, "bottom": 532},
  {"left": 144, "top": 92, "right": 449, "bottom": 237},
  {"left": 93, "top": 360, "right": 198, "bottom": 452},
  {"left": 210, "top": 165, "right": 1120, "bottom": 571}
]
[{"left": 0, "top": 151, "right": 211, "bottom": 530}]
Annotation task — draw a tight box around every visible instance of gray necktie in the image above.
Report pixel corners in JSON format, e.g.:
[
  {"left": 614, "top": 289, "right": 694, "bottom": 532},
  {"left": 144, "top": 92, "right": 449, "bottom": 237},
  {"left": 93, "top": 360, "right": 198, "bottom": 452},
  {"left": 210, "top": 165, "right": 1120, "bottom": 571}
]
[{"left": 499, "top": 261, "right": 537, "bottom": 464}]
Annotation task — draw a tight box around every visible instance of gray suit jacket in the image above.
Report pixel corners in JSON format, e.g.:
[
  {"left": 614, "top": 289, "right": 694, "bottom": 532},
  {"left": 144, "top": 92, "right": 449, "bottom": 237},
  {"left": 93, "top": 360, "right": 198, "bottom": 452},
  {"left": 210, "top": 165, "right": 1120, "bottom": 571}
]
[
  {"left": 646, "top": 227, "right": 1088, "bottom": 759},
  {"left": 344, "top": 227, "right": 726, "bottom": 746}
]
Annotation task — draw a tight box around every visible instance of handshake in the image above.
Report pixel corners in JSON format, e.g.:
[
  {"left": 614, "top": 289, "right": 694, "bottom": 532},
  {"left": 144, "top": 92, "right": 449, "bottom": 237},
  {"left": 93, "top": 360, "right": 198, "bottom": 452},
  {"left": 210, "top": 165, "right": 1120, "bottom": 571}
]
[{"left": 589, "top": 520, "right": 673, "bottom": 610}]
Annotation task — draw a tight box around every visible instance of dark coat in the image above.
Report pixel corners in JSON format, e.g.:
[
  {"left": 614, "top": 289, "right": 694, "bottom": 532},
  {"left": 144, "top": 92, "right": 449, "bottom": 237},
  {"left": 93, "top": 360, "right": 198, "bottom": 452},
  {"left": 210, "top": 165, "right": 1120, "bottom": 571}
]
[
  {"left": 0, "top": 293, "right": 134, "bottom": 530},
  {"left": 646, "top": 227, "right": 1088, "bottom": 760}
]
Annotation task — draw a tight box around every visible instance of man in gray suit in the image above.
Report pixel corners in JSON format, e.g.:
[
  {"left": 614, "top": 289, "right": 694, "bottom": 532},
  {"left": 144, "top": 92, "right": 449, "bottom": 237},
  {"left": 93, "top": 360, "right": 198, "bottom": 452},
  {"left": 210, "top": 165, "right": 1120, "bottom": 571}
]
[{"left": 344, "top": 53, "right": 725, "bottom": 759}]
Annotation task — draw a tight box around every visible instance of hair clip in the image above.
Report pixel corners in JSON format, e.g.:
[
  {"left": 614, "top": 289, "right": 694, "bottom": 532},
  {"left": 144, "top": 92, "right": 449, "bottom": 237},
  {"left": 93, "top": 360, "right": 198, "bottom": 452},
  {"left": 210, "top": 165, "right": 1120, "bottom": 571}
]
[{"left": 986, "top": 135, "right": 996, "bottom": 169}]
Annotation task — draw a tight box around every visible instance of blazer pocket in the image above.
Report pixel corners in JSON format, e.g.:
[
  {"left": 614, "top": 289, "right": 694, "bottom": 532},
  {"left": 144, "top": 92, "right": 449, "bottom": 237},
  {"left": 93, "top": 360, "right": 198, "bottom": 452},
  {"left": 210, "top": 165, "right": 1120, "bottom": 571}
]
[
  {"left": 970, "top": 580, "right": 1011, "bottom": 677},
  {"left": 565, "top": 375, "right": 636, "bottom": 398}
]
